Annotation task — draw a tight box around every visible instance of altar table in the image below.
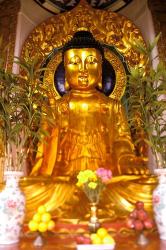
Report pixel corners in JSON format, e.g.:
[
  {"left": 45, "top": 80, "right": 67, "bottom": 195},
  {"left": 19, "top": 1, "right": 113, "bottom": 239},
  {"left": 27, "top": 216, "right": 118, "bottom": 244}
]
[{"left": 0, "top": 232, "right": 164, "bottom": 250}]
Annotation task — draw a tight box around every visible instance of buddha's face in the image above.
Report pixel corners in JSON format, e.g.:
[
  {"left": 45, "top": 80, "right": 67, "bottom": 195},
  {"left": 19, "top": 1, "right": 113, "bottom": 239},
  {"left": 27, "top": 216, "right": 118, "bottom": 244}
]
[{"left": 64, "top": 48, "right": 102, "bottom": 91}]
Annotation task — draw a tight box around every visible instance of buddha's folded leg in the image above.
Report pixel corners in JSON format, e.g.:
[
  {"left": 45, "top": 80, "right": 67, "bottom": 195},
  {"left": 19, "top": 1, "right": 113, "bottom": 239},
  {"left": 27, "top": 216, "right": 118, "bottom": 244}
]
[
  {"left": 100, "top": 175, "right": 157, "bottom": 217},
  {"left": 21, "top": 175, "right": 157, "bottom": 222},
  {"left": 21, "top": 179, "right": 76, "bottom": 222}
]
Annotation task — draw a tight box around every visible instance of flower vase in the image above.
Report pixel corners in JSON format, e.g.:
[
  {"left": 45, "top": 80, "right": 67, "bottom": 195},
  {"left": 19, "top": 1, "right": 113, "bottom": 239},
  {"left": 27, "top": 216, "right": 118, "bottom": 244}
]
[
  {"left": 88, "top": 202, "right": 100, "bottom": 233},
  {"left": 0, "top": 171, "right": 25, "bottom": 244},
  {"left": 153, "top": 169, "right": 166, "bottom": 240}
]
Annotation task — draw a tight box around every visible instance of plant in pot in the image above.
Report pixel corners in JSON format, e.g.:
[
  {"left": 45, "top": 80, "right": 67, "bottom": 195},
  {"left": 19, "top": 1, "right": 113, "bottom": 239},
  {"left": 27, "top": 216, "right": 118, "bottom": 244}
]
[
  {"left": 126, "top": 34, "right": 166, "bottom": 240},
  {"left": 0, "top": 38, "right": 54, "bottom": 244}
]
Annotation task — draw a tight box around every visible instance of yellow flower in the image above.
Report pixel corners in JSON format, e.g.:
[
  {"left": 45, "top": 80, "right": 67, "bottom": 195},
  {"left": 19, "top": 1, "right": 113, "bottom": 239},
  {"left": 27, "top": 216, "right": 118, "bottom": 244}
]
[
  {"left": 77, "top": 175, "right": 88, "bottom": 184},
  {"left": 88, "top": 182, "right": 97, "bottom": 189},
  {"left": 84, "top": 170, "right": 96, "bottom": 179},
  {"left": 77, "top": 170, "right": 98, "bottom": 188}
]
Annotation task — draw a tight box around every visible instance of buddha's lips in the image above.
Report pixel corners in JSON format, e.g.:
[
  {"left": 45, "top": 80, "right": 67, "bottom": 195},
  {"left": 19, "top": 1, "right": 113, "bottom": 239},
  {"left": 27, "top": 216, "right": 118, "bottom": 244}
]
[{"left": 78, "top": 76, "right": 88, "bottom": 84}]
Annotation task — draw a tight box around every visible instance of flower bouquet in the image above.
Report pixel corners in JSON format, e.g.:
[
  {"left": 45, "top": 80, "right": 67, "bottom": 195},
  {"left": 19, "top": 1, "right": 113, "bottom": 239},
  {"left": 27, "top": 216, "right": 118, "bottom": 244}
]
[
  {"left": 76, "top": 168, "right": 112, "bottom": 232},
  {"left": 77, "top": 168, "right": 112, "bottom": 203}
]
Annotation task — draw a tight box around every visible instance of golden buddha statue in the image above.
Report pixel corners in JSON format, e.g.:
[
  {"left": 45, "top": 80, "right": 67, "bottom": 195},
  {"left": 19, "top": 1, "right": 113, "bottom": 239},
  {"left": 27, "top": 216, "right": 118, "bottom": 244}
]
[
  {"left": 31, "top": 31, "right": 147, "bottom": 178},
  {"left": 22, "top": 31, "right": 156, "bottom": 222}
]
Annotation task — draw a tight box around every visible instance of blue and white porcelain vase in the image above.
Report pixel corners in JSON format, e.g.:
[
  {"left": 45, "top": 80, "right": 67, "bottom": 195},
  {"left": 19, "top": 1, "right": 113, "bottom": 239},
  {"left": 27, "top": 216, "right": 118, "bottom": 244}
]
[
  {"left": 0, "top": 171, "right": 25, "bottom": 244},
  {"left": 153, "top": 169, "right": 166, "bottom": 240}
]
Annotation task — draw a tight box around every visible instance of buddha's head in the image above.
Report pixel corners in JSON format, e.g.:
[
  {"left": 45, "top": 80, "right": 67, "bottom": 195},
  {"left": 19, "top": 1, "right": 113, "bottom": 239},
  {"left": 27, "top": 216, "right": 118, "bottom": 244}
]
[{"left": 63, "top": 31, "right": 104, "bottom": 91}]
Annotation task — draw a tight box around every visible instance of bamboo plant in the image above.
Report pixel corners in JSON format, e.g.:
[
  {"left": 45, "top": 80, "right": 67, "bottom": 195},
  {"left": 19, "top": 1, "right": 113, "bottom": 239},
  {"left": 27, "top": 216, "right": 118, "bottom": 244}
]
[
  {"left": 0, "top": 38, "right": 54, "bottom": 172},
  {"left": 126, "top": 34, "right": 166, "bottom": 169}
]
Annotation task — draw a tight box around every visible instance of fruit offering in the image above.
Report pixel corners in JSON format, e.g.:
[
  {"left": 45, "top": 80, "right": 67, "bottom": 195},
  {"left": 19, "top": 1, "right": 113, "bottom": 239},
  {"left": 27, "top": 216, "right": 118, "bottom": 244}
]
[
  {"left": 126, "top": 201, "right": 154, "bottom": 231},
  {"left": 28, "top": 205, "right": 55, "bottom": 233},
  {"left": 91, "top": 227, "right": 115, "bottom": 245},
  {"left": 76, "top": 235, "right": 92, "bottom": 245},
  {"left": 75, "top": 227, "right": 115, "bottom": 246}
]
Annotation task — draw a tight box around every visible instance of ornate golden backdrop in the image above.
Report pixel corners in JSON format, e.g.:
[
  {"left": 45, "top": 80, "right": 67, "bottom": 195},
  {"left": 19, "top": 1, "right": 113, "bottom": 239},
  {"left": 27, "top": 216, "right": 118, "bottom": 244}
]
[{"left": 21, "top": 0, "right": 147, "bottom": 100}]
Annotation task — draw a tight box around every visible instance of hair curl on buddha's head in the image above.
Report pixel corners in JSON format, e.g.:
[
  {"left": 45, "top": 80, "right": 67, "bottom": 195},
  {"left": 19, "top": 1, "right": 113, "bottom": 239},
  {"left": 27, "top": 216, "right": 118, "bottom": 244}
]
[{"left": 62, "top": 31, "right": 104, "bottom": 61}]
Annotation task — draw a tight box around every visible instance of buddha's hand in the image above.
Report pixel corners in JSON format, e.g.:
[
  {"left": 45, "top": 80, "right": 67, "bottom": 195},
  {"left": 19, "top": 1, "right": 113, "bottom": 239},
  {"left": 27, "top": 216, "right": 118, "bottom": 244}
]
[{"left": 118, "top": 154, "right": 151, "bottom": 175}]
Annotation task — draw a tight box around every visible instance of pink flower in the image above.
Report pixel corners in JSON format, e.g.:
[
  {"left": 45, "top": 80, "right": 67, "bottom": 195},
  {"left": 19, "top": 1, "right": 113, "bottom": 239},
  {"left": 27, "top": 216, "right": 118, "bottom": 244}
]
[
  {"left": 7, "top": 200, "right": 17, "bottom": 208},
  {"left": 96, "top": 168, "right": 112, "bottom": 183}
]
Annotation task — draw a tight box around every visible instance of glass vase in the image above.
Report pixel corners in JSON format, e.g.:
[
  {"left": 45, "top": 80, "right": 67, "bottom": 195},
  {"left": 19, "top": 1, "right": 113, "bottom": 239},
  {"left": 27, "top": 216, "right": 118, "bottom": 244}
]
[{"left": 88, "top": 202, "right": 100, "bottom": 233}]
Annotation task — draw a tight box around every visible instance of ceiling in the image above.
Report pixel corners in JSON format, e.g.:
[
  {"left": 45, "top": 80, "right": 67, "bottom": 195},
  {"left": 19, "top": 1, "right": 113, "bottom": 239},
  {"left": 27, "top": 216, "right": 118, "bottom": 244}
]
[{"left": 34, "top": 0, "right": 134, "bottom": 14}]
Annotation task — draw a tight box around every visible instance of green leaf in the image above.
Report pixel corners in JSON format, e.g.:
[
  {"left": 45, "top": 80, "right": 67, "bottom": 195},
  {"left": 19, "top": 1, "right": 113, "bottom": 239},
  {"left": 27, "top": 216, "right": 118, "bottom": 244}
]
[{"left": 149, "top": 33, "right": 161, "bottom": 51}]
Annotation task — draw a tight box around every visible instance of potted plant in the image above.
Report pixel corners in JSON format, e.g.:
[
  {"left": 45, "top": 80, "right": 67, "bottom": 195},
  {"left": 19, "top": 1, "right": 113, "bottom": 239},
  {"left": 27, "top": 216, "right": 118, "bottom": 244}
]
[
  {"left": 0, "top": 37, "right": 54, "bottom": 244},
  {"left": 125, "top": 34, "right": 166, "bottom": 240},
  {"left": 126, "top": 33, "right": 166, "bottom": 170}
]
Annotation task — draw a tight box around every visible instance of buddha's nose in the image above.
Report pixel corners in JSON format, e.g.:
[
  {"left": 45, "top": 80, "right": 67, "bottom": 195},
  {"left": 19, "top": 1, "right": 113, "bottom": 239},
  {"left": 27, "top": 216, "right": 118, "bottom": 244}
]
[{"left": 79, "top": 62, "right": 87, "bottom": 73}]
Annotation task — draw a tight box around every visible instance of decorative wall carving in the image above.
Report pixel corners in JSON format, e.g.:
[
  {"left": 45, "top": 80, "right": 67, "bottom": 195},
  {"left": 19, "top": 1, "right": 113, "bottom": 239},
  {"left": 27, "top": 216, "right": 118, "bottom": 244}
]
[{"left": 34, "top": 0, "right": 133, "bottom": 14}]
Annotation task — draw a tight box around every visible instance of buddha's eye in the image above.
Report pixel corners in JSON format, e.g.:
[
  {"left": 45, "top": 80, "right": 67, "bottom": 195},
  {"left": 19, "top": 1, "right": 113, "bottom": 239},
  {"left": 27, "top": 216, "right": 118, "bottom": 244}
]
[
  {"left": 69, "top": 56, "right": 80, "bottom": 65},
  {"left": 86, "top": 56, "right": 98, "bottom": 64}
]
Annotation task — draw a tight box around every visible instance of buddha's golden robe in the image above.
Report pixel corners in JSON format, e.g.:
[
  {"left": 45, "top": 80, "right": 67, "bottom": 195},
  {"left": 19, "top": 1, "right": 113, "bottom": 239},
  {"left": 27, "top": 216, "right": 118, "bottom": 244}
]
[
  {"left": 31, "top": 89, "right": 135, "bottom": 178},
  {"left": 23, "top": 89, "right": 156, "bottom": 222}
]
